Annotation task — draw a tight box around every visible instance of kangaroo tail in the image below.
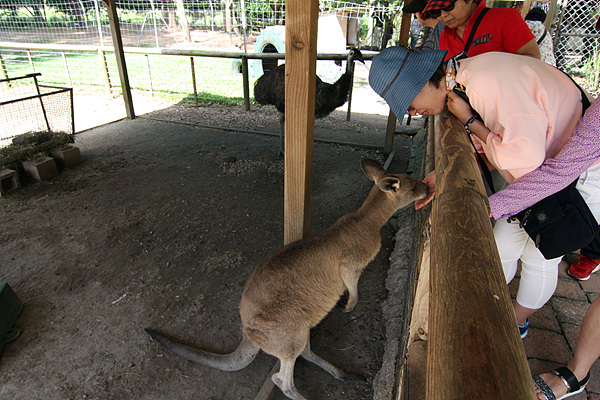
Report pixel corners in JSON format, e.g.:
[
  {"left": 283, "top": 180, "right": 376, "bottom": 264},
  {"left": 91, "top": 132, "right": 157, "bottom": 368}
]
[{"left": 144, "top": 328, "right": 260, "bottom": 372}]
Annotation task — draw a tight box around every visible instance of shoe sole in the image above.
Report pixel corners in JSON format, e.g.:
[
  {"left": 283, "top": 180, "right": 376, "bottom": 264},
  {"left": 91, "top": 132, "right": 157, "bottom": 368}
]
[{"left": 567, "top": 264, "right": 600, "bottom": 281}]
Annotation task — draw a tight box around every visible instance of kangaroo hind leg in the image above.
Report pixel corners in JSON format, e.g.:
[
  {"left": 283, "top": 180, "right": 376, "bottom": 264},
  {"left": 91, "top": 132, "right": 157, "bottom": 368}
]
[
  {"left": 300, "top": 339, "right": 350, "bottom": 381},
  {"left": 271, "top": 358, "right": 307, "bottom": 400}
]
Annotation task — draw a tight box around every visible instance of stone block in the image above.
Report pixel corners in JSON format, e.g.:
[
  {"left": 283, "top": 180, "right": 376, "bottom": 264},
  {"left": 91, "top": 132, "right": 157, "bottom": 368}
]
[
  {"left": 50, "top": 145, "right": 82, "bottom": 170},
  {"left": 0, "top": 169, "right": 20, "bottom": 197},
  {"left": 22, "top": 157, "right": 59, "bottom": 181}
]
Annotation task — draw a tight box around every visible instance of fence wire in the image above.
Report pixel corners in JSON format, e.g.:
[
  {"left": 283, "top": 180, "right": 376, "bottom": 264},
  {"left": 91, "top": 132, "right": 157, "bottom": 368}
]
[{"left": 0, "top": 1, "right": 598, "bottom": 107}]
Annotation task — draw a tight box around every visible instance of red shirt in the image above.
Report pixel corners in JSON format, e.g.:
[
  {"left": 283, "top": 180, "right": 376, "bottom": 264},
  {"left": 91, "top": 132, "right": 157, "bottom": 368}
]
[{"left": 439, "top": 1, "right": 535, "bottom": 60}]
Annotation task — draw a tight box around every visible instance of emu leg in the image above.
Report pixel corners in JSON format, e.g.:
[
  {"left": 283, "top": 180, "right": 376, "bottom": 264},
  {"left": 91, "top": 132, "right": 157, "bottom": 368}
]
[{"left": 278, "top": 113, "right": 285, "bottom": 156}]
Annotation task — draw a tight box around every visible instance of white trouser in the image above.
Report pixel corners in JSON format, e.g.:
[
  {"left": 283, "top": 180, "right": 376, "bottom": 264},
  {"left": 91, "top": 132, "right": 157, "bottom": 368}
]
[{"left": 496, "top": 163, "right": 600, "bottom": 310}]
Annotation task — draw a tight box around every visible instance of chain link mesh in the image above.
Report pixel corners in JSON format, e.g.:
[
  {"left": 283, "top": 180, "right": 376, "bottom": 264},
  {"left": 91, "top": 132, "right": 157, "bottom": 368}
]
[{"left": 0, "top": 1, "right": 598, "bottom": 109}]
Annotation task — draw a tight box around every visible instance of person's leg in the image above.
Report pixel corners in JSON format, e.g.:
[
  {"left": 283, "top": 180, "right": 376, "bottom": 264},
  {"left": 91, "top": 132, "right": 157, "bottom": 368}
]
[
  {"left": 514, "top": 240, "right": 561, "bottom": 325},
  {"left": 569, "top": 233, "right": 600, "bottom": 280},
  {"left": 493, "top": 218, "right": 548, "bottom": 329},
  {"left": 494, "top": 218, "right": 527, "bottom": 284},
  {"left": 569, "top": 164, "right": 600, "bottom": 280},
  {"left": 535, "top": 295, "right": 600, "bottom": 399}
]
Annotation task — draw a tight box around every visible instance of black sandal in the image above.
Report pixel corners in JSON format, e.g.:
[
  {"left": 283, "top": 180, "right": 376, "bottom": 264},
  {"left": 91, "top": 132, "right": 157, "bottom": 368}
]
[{"left": 533, "top": 366, "right": 590, "bottom": 400}]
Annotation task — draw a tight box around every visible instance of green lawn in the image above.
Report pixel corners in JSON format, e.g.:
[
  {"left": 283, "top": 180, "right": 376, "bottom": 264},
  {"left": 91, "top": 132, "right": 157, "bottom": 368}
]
[{"left": 2, "top": 50, "right": 254, "bottom": 105}]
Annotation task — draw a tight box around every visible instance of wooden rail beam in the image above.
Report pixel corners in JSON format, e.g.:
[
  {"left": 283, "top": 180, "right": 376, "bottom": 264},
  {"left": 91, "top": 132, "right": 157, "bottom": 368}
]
[{"left": 427, "top": 114, "right": 536, "bottom": 400}]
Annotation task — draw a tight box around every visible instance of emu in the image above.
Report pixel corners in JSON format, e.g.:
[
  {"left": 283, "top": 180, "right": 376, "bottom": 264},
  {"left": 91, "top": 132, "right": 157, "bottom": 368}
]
[{"left": 254, "top": 49, "right": 364, "bottom": 155}]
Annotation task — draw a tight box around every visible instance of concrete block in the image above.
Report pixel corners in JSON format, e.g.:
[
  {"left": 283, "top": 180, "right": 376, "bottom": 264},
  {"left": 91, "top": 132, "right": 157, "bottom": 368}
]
[
  {"left": 0, "top": 282, "right": 23, "bottom": 355},
  {"left": 0, "top": 169, "right": 20, "bottom": 197},
  {"left": 22, "top": 157, "right": 59, "bottom": 181},
  {"left": 50, "top": 145, "right": 82, "bottom": 170}
]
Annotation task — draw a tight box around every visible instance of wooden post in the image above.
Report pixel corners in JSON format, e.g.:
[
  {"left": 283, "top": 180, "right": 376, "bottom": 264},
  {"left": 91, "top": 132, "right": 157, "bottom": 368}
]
[
  {"left": 384, "top": 6, "right": 413, "bottom": 154},
  {"left": 546, "top": 0, "right": 558, "bottom": 31},
  {"left": 0, "top": 52, "right": 9, "bottom": 80},
  {"left": 190, "top": 57, "right": 198, "bottom": 106},
  {"left": 427, "top": 114, "right": 536, "bottom": 400},
  {"left": 283, "top": 0, "right": 319, "bottom": 244},
  {"left": 242, "top": 55, "right": 250, "bottom": 111},
  {"left": 103, "top": 0, "right": 135, "bottom": 119},
  {"left": 520, "top": 0, "right": 533, "bottom": 18},
  {"left": 97, "top": 49, "right": 112, "bottom": 94}
]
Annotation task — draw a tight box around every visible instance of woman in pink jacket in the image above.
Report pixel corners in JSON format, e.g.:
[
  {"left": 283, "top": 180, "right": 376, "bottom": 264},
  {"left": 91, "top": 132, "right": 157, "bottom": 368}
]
[{"left": 369, "top": 46, "right": 600, "bottom": 394}]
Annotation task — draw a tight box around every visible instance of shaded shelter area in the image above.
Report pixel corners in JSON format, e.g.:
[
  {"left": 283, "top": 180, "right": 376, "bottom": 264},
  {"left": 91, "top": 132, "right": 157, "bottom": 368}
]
[{"left": 0, "top": 109, "right": 425, "bottom": 400}]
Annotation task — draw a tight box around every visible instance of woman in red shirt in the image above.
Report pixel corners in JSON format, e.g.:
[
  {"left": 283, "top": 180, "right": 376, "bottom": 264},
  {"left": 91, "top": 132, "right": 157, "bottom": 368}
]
[{"left": 421, "top": 0, "right": 541, "bottom": 60}]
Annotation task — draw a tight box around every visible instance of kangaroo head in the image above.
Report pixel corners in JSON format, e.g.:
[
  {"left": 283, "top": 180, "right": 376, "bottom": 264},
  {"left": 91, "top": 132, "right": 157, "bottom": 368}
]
[{"left": 361, "top": 158, "right": 429, "bottom": 207}]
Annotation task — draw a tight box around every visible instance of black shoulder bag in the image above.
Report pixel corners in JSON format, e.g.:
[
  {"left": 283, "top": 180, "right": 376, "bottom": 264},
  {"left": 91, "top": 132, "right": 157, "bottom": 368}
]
[
  {"left": 458, "top": 79, "right": 598, "bottom": 260},
  {"left": 451, "top": 7, "right": 490, "bottom": 60}
]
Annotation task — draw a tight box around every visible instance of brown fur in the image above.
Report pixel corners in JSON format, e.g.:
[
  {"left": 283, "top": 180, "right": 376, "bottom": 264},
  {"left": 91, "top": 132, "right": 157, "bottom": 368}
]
[{"left": 145, "top": 158, "right": 429, "bottom": 400}]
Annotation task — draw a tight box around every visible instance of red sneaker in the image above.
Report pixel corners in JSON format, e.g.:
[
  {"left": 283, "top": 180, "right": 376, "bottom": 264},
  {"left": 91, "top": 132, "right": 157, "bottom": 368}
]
[{"left": 568, "top": 254, "right": 600, "bottom": 281}]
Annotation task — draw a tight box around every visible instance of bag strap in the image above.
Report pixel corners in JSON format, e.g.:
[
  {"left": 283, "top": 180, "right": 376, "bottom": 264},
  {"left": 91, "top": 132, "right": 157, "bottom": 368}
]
[
  {"left": 537, "top": 29, "right": 547, "bottom": 45},
  {"left": 453, "top": 8, "right": 490, "bottom": 60},
  {"left": 452, "top": 86, "right": 495, "bottom": 192}
]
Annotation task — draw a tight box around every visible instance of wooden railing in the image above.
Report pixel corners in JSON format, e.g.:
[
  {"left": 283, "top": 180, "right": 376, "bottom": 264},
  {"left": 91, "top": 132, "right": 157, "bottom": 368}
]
[{"left": 400, "top": 113, "right": 537, "bottom": 400}]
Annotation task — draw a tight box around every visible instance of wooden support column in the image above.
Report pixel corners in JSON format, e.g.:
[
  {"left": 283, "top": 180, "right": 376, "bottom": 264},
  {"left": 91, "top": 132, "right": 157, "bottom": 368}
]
[
  {"left": 283, "top": 0, "right": 319, "bottom": 244},
  {"left": 427, "top": 114, "right": 536, "bottom": 400},
  {"left": 384, "top": 5, "right": 413, "bottom": 155},
  {"left": 546, "top": 0, "right": 558, "bottom": 31},
  {"left": 520, "top": 0, "right": 533, "bottom": 18},
  {"left": 102, "top": 0, "right": 135, "bottom": 119}
]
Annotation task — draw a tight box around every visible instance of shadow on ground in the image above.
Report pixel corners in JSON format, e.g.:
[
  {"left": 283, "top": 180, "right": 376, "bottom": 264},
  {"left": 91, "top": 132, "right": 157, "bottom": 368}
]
[{"left": 0, "top": 108, "right": 425, "bottom": 400}]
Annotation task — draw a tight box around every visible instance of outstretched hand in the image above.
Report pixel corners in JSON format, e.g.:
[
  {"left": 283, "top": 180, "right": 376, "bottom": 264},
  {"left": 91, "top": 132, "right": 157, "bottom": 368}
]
[{"left": 415, "top": 171, "right": 436, "bottom": 210}]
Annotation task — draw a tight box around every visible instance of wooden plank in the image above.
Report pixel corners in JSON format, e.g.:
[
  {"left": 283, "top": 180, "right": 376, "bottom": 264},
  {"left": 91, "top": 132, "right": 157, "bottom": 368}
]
[
  {"left": 102, "top": 0, "right": 135, "bottom": 119},
  {"left": 403, "top": 340, "right": 427, "bottom": 400},
  {"left": 283, "top": 0, "right": 319, "bottom": 244},
  {"left": 427, "top": 114, "right": 536, "bottom": 400},
  {"left": 254, "top": 361, "right": 280, "bottom": 400}
]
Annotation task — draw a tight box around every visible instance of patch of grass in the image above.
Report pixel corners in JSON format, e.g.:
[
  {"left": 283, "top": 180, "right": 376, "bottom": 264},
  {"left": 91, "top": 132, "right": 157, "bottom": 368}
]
[{"left": 4, "top": 50, "right": 257, "bottom": 106}]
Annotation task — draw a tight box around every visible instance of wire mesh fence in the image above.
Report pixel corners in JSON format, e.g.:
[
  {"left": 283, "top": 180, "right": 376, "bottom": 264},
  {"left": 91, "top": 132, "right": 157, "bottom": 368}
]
[
  {"left": 554, "top": 0, "right": 599, "bottom": 90},
  {"left": 0, "top": 1, "right": 401, "bottom": 97},
  {"left": 0, "top": 73, "right": 73, "bottom": 167},
  {"left": 0, "top": 1, "right": 598, "bottom": 111}
]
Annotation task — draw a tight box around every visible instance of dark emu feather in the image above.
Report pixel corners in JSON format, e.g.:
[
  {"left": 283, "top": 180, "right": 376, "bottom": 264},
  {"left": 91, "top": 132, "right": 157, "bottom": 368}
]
[{"left": 254, "top": 49, "right": 364, "bottom": 154}]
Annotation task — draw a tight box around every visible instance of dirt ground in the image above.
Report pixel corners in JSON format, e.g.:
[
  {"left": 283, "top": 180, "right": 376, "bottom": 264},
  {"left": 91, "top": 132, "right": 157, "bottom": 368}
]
[{"left": 0, "top": 95, "right": 426, "bottom": 400}]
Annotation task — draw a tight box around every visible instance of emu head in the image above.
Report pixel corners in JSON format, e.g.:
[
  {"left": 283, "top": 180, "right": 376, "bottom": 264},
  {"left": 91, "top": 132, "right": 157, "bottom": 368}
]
[
  {"left": 361, "top": 158, "right": 429, "bottom": 208},
  {"left": 343, "top": 49, "right": 365, "bottom": 73},
  {"left": 348, "top": 48, "right": 365, "bottom": 64}
]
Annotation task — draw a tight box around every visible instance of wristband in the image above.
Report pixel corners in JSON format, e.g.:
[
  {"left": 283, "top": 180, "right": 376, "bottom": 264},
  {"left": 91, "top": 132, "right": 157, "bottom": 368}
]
[{"left": 464, "top": 115, "right": 479, "bottom": 134}]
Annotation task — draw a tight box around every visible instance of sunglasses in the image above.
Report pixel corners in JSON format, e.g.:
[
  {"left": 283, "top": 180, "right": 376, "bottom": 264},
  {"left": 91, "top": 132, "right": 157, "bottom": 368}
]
[{"left": 424, "top": 0, "right": 457, "bottom": 18}]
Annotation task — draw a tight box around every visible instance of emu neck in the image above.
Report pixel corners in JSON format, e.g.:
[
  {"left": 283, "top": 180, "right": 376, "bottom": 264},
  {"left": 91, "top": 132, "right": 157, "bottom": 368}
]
[{"left": 354, "top": 187, "right": 397, "bottom": 230}]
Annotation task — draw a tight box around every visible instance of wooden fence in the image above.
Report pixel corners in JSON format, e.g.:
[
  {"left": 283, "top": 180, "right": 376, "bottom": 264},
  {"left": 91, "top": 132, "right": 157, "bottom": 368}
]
[{"left": 398, "top": 114, "right": 537, "bottom": 400}]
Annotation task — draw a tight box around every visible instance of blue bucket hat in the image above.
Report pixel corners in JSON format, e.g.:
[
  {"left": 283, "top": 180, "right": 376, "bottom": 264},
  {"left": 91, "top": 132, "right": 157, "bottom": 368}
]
[{"left": 369, "top": 47, "right": 447, "bottom": 118}]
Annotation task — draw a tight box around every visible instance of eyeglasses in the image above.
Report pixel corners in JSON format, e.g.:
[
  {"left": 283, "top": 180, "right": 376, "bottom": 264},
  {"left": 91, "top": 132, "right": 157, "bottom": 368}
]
[{"left": 425, "top": 0, "right": 457, "bottom": 18}]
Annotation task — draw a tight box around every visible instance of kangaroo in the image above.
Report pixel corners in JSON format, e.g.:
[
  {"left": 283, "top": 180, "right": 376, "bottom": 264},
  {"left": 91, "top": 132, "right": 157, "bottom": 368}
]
[{"left": 145, "top": 158, "right": 429, "bottom": 400}]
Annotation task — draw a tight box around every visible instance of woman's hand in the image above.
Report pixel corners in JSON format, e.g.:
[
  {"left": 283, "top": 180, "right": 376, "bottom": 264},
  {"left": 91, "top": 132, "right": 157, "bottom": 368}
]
[
  {"left": 446, "top": 90, "right": 473, "bottom": 124},
  {"left": 415, "top": 171, "right": 436, "bottom": 210}
]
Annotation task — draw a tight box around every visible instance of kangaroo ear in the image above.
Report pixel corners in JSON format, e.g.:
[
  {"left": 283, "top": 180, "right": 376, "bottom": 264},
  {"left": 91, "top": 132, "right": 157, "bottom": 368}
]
[
  {"left": 361, "top": 158, "right": 387, "bottom": 182},
  {"left": 378, "top": 177, "right": 400, "bottom": 192}
]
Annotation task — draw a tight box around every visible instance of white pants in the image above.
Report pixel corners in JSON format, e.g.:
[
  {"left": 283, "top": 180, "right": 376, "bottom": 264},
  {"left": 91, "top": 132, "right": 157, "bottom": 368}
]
[{"left": 497, "top": 163, "right": 600, "bottom": 310}]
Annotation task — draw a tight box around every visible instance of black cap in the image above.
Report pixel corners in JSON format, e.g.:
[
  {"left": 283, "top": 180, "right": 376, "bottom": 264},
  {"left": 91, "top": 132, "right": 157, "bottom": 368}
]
[
  {"left": 525, "top": 7, "right": 546, "bottom": 23},
  {"left": 403, "top": 0, "right": 428, "bottom": 14}
]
